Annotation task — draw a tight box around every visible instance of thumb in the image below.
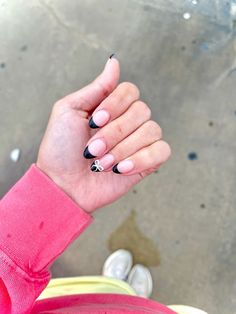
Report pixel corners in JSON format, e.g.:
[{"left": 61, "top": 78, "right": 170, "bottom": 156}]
[{"left": 64, "top": 55, "right": 120, "bottom": 112}]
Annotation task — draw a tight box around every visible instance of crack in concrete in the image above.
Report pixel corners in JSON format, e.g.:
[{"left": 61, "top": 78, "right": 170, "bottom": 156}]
[
  {"left": 210, "top": 35, "right": 236, "bottom": 87},
  {"left": 38, "top": 0, "right": 108, "bottom": 50},
  {"left": 38, "top": 0, "right": 70, "bottom": 30},
  {"left": 131, "top": 0, "right": 182, "bottom": 14},
  {"left": 211, "top": 54, "right": 236, "bottom": 87}
]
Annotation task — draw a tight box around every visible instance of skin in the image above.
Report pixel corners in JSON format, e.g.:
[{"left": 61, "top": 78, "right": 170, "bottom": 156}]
[{"left": 37, "top": 57, "right": 171, "bottom": 213}]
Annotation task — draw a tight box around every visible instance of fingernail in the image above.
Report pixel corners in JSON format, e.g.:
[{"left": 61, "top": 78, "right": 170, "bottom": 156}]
[
  {"left": 91, "top": 154, "right": 115, "bottom": 172},
  {"left": 89, "top": 110, "right": 110, "bottom": 129},
  {"left": 83, "top": 139, "right": 106, "bottom": 159},
  {"left": 112, "top": 160, "right": 134, "bottom": 174},
  {"left": 109, "top": 53, "right": 115, "bottom": 59}
]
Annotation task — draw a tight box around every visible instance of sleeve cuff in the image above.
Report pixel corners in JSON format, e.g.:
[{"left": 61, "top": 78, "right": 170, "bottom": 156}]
[{"left": 0, "top": 164, "right": 93, "bottom": 275}]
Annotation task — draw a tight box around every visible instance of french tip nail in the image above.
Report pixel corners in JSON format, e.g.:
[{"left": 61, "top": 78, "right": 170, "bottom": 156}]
[
  {"left": 83, "top": 146, "right": 96, "bottom": 159},
  {"left": 90, "top": 161, "right": 100, "bottom": 172},
  {"left": 89, "top": 117, "right": 99, "bottom": 129},
  {"left": 109, "top": 53, "right": 116, "bottom": 59},
  {"left": 112, "top": 163, "right": 121, "bottom": 174}
]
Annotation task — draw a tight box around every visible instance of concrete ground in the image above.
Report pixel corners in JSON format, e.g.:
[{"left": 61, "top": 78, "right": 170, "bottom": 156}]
[{"left": 0, "top": 1, "right": 235, "bottom": 313}]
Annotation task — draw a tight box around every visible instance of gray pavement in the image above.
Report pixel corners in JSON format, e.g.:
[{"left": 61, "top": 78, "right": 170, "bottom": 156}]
[{"left": 0, "top": 1, "right": 236, "bottom": 313}]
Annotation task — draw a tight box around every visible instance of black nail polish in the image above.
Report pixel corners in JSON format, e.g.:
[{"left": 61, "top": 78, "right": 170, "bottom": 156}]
[
  {"left": 89, "top": 116, "right": 99, "bottom": 129},
  {"left": 112, "top": 163, "right": 121, "bottom": 174},
  {"left": 109, "top": 53, "right": 115, "bottom": 59},
  {"left": 83, "top": 146, "right": 95, "bottom": 159},
  {"left": 90, "top": 161, "right": 100, "bottom": 172}
]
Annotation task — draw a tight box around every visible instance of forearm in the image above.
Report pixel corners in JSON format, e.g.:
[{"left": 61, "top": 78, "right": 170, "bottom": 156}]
[{"left": 0, "top": 165, "right": 92, "bottom": 314}]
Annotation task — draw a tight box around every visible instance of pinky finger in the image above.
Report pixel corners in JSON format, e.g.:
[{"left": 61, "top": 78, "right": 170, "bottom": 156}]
[{"left": 112, "top": 140, "right": 171, "bottom": 176}]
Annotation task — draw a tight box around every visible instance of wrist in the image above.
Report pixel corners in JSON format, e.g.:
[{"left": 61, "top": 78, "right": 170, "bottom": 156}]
[{"left": 35, "top": 162, "right": 87, "bottom": 213}]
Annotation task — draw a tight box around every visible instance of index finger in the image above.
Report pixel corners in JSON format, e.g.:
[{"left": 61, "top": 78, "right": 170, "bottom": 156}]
[{"left": 88, "top": 82, "right": 140, "bottom": 129}]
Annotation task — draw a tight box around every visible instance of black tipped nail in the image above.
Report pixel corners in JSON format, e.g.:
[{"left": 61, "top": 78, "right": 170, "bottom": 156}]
[
  {"left": 112, "top": 163, "right": 121, "bottom": 174},
  {"left": 109, "top": 53, "right": 115, "bottom": 59},
  {"left": 90, "top": 161, "right": 100, "bottom": 172},
  {"left": 83, "top": 146, "right": 96, "bottom": 159},
  {"left": 89, "top": 116, "right": 99, "bottom": 129}
]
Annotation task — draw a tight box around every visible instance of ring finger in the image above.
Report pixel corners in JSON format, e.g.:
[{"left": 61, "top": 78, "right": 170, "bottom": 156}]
[{"left": 112, "top": 140, "right": 171, "bottom": 176}]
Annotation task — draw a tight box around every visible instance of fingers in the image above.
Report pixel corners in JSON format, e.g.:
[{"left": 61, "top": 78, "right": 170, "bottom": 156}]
[
  {"left": 90, "top": 120, "right": 163, "bottom": 172},
  {"left": 112, "top": 140, "right": 171, "bottom": 176},
  {"left": 58, "top": 56, "right": 120, "bottom": 112},
  {"left": 105, "top": 120, "right": 162, "bottom": 167},
  {"left": 88, "top": 82, "right": 140, "bottom": 128},
  {"left": 83, "top": 100, "right": 151, "bottom": 159},
  {"left": 77, "top": 72, "right": 171, "bottom": 175}
]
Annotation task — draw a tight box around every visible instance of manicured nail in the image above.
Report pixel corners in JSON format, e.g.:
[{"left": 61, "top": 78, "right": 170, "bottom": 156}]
[
  {"left": 83, "top": 139, "right": 106, "bottom": 159},
  {"left": 89, "top": 110, "right": 110, "bottom": 129},
  {"left": 90, "top": 154, "right": 115, "bottom": 172},
  {"left": 109, "top": 53, "right": 115, "bottom": 59},
  {"left": 112, "top": 160, "right": 134, "bottom": 174}
]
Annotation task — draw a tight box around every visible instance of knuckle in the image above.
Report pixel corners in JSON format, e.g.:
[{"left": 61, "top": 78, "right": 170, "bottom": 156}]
[
  {"left": 107, "top": 94, "right": 119, "bottom": 105},
  {"left": 141, "top": 102, "right": 152, "bottom": 119},
  {"left": 53, "top": 99, "right": 65, "bottom": 111},
  {"left": 132, "top": 101, "right": 151, "bottom": 119},
  {"left": 146, "top": 120, "right": 162, "bottom": 138},
  {"left": 119, "top": 82, "right": 140, "bottom": 98},
  {"left": 143, "top": 148, "right": 155, "bottom": 164},
  {"left": 96, "top": 81, "right": 111, "bottom": 98},
  {"left": 161, "top": 141, "right": 172, "bottom": 160},
  {"left": 115, "top": 121, "right": 125, "bottom": 137},
  {"left": 53, "top": 99, "right": 70, "bottom": 113}
]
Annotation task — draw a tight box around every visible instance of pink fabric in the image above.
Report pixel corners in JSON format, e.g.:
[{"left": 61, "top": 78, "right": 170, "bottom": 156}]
[
  {"left": 32, "top": 294, "right": 176, "bottom": 313},
  {"left": 0, "top": 165, "right": 176, "bottom": 314}
]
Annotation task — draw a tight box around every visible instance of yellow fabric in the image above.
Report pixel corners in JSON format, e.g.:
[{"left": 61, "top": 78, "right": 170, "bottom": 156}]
[
  {"left": 37, "top": 276, "right": 136, "bottom": 300},
  {"left": 37, "top": 276, "right": 208, "bottom": 314}
]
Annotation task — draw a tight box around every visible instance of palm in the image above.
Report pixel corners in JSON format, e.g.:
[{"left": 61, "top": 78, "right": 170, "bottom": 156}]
[{"left": 38, "top": 108, "right": 141, "bottom": 212}]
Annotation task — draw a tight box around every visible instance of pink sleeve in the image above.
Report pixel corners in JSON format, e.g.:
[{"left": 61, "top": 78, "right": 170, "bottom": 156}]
[{"left": 0, "top": 164, "right": 93, "bottom": 314}]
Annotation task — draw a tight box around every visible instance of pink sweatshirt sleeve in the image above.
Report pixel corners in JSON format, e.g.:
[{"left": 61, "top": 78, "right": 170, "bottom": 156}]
[{"left": 0, "top": 164, "right": 93, "bottom": 314}]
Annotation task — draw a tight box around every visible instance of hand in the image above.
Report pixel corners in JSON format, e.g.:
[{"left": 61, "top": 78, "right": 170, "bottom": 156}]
[{"left": 37, "top": 56, "right": 171, "bottom": 213}]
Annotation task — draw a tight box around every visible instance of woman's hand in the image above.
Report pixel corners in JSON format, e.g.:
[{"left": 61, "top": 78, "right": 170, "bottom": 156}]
[{"left": 37, "top": 57, "right": 171, "bottom": 213}]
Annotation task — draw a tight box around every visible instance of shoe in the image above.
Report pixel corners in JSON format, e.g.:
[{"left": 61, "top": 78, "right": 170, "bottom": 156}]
[
  {"left": 127, "top": 264, "right": 153, "bottom": 298},
  {"left": 102, "top": 249, "right": 133, "bottom": 281},
  {"left": 168, "top": 305, "right": 208, "bottom": 314}
]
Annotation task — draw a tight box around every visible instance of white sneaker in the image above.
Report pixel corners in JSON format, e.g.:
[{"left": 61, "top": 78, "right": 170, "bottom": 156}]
[
  {"left": 168, "top": 305, "right": 208, "bottom": 314},
  {"left": 127, "top": 264, "right": 153, "bottom": 298},
  {"left": 102, "top": 249, "right": 133, "bottom": 281}
]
